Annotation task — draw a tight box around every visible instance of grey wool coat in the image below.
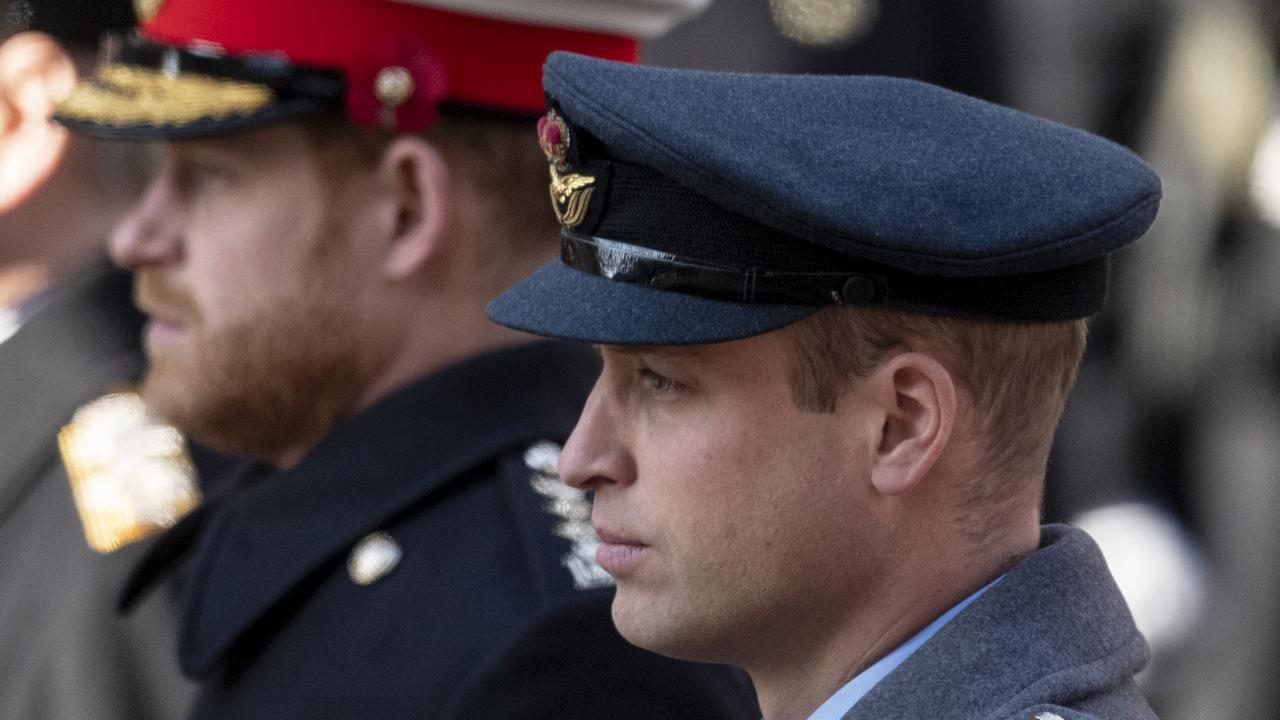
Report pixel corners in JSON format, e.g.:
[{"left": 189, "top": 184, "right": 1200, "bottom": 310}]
[
  {"left": 0, "top": 260, "right": 195, "bottom": 720},
  {"left": 843, "top": 525, "right": 1159, "bottom": 720}
]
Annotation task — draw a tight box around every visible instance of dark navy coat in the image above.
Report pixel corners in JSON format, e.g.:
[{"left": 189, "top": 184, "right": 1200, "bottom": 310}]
[
  {"left": 0, "top": 259, "right": 195, "bottom": 720},
  {"left": 126, "top": 341, "right": 757, "bottom": 719}
]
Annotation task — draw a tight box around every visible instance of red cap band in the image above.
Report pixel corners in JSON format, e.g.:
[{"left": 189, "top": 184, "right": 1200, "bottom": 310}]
[{"left": 141, "top": 0, "right": 638, "bottom": 117}]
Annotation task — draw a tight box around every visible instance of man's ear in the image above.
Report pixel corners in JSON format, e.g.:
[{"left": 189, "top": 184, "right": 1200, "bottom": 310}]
[
  {"left": 0, "top": 32, "right": 77, "bottom": 211},
  {"left": 376, "top": 135, "right": 451, "bottom": 279},
  {"left": 864, "top": 351, "right": 957, "bottom": 496}
]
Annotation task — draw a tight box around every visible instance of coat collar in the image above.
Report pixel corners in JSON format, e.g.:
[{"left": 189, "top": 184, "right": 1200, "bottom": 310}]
[
  {"left": 845, "top": 524, "right": 1149, "bottom": 719},
  {"left": 0, "top": 259, "right": 142, "bottom": 522},
  {"left": 176, "top": 340, "right": 599, "bottom": 677}
]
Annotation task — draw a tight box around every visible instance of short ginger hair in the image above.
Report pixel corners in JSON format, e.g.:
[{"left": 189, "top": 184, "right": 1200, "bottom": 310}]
[{"left": 299, "top": 108, "right": 560, "bottom": 271}]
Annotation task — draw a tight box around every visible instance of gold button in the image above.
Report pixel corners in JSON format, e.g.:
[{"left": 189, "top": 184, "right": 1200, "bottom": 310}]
[{"left": 348, "top": 531, "right": 403, "bottom": 586}]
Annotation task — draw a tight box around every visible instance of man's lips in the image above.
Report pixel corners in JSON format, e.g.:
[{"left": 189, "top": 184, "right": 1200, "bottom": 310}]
[
  {"left": 594, "top": 526, "right": 649, "bottom": 576},
  {"left": 142, "top": 312, "right": 188, "bottom": 343}
]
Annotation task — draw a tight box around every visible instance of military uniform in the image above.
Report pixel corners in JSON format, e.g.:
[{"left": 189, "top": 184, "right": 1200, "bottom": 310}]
[
  {"left": 486, "top": 54, "right": 1164, "bottom": 719},
  {"left": 0, "top": 260, "right": 195, "bottom": 720},
  {"left": 123, "top": 341, "right": 757, "bottom": 719}
]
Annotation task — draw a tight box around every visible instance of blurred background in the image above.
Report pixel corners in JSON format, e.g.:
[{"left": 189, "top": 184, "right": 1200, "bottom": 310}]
[{"left": 646, "top": 1, "right": 1280, "bottom": 717}]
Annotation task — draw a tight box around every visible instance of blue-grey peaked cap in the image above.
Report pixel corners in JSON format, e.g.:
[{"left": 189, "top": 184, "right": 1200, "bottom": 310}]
[{"left": 486, "top": 52, "right": 1162, "bottom": 345}]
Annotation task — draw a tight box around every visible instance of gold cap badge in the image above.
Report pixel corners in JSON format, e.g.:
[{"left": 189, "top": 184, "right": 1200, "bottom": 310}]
[
  {"left": 58, "top": 391, "right": 202, "bottom": 553},
  {"left": 537, "top": 110, "right": 597, "bottom": 230}
]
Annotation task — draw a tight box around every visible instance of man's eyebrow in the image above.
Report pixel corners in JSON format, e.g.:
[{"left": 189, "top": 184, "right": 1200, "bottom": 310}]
[
  {"left": 602, "top": 345, "right": 654, "bottom": 355},
  {"left": 600, "top": 345, "right": 701, "bottom": 360},
  {"left": 171, "top": 135, "right": 261, "bottom": 161}
]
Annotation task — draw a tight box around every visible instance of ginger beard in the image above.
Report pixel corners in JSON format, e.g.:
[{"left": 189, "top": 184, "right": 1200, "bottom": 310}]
[{"left": 135, "top": 219, "right": 374, "bottom": 463}]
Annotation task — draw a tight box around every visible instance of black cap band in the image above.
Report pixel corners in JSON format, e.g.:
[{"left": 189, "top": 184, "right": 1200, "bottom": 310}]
[
  {"left": 562, "top": 232, "right": 885, "bottom": 306},
  {"left": 559, "top": 155, "right": 1111, "bottom": 321},
  {"left": 561, "top": 230, "right": 1109, "bottom": 321}
]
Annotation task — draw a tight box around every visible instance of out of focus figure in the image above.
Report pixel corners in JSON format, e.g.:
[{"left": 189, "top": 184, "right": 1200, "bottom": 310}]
[
  {"left": 0, "top": 0, "right": 196, "bottom": 718},
  {"left": 990, "top": 0, "right": 1212, "bottom": 703},
  {"left": 1133, "top": 1, "right": 1280, "bottom": 717},
  {"left": 646, "top": 0, "right": 1003, "bottom": 101},
  {"left": 996, "top": 0, "right": 1280, "bottom": 716}
]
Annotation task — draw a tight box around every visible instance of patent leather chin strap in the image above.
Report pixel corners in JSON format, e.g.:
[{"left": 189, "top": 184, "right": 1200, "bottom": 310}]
[{"left": 560, "top": 231, "right": 887, "bottom": 306}]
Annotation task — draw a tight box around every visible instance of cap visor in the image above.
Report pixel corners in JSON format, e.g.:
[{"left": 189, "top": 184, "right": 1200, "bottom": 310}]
[
  {"left": 487, "top": 260, "right": 818, "bottom": 346},
  {"left": 51, "top": 64, "right": 326, "bottom": 140}
]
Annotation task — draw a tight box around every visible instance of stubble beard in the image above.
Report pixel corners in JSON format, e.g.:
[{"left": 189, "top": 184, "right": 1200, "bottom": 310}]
[{"left": 139, "top": 252, "right": 372, "bottom": 464}]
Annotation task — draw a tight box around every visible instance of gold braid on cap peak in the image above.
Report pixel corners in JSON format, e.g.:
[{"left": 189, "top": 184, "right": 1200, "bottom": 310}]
[{"left": 55, "top": 64, "right": 274, "bottom": 127}]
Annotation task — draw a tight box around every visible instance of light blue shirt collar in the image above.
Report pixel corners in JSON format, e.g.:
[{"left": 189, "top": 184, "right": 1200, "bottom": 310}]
[{"left": 805, "top": 576, "right": 1002, "bottom": 720}]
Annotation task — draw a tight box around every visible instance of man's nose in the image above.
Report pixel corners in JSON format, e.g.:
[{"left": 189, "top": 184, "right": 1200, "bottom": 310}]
[
  {"left": 559, "top": 379, "right": 637, "bottom": 492},
  {"left": 109, "top": 156, "right": 184, "bottom": 270}
]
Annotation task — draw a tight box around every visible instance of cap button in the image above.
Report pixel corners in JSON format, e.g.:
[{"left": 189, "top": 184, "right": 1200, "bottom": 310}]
[
  {"left": 1031, "top": 713, "right": 1066, "bottom": 720},
  {"left": 841, "top": 274, "right": 883, "bottom": 304},
  {"left": 348, "top": 531, "right": 403, "bottom": 586},
  {"left": 374, "top": 66, "right": 415, "bottom": 108}
]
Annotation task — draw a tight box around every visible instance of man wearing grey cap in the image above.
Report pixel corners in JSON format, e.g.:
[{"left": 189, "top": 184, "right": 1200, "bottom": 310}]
[
  {"left": 0, "top": 1, "right": 196, "bottom": 718},
  {"left": 489, "top": 53, "right": 1164, "bottom": 720}
]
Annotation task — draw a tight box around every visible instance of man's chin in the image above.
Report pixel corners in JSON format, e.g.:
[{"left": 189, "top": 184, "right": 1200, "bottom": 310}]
[
  {"left": 139, "top": 372, "right": 251, "bottom": 460},
  {"left": 139, "top": 365, "right": 197, "bottom": 434},
  {"left": 610, "top": 589, "right": 752, "bottom": 666},
  {"left": 613, "top": 593, "right": 691, "bottom": 658}
]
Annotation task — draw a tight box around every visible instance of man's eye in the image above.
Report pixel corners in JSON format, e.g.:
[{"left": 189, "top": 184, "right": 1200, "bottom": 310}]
[
  {"left": 179, "top": 160, "right": 236, "bottom": 191},
  {"left": 639, "top": 368, "right": 680, "bottom": 395}
]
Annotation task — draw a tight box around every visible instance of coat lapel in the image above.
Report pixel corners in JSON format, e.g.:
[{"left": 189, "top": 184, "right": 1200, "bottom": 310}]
[
  {"left": 175, "top": 341, "right": 599, "bottom": 677},
  {"left": 844, "top": 525, "right": 1149, "bottom": 720}
]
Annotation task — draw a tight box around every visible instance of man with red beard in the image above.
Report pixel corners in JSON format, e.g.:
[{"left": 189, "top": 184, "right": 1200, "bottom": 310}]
[{"left": 51, "top": 1, "right": 758, "bottom": 718}]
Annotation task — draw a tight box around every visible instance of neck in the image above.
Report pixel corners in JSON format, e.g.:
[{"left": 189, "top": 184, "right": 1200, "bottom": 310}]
[
  {"left": 749, "top": 587, "right": 948, "bottom": 720},
  {"left": 749, "top": 522, "right": 1038, "bottom": 720}
]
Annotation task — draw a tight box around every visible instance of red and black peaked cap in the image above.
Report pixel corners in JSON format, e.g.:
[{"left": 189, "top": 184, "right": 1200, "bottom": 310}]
[{"left": 52, "top": 0, "right": 709, "bottom": 138}]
